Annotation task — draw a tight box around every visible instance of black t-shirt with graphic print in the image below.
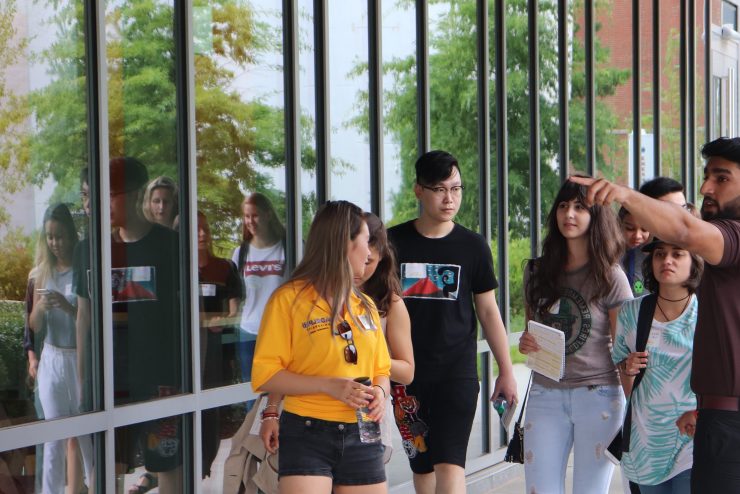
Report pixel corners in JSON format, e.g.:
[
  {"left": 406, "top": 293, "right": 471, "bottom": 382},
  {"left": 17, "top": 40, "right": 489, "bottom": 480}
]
[{"left": 388, "top": 220, "right": 498, "bottom": 382}]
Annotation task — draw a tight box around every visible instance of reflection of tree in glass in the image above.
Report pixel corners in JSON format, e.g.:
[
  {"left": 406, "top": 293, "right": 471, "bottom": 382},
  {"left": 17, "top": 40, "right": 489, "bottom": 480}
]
[
  {"left": 0, "top": 0, "right": 31, "bottom": 224},
  {"left": 350, "top": 0, "right": 628, "bottom": 238},
  {"left": 24, "top": 1, "right": 316, "bottom": 253}
]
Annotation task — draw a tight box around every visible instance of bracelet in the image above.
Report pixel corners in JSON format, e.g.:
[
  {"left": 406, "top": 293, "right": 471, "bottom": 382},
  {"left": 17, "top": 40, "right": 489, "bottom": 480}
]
[
  {"left": 261, "top": 411, "right": 279, "bottom": 419},
  {"left": 372, "top": 384, "right": 387, "bottom": 398},
  {"left": 265, "top": 403, "right": 279, "bottom": 409},
  {"left": 260, "top": 415, "right": 279, "bottom": 423}
]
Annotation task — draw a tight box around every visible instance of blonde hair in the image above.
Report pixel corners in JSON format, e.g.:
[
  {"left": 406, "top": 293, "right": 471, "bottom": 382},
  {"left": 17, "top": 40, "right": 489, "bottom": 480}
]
[
  {"left": 142, "top": 176, "right": 178, "bottom": 226},
  {"left": 30, "top": 204, "right": 77, "bottom": 289},
  {"left": 241, "top": 192, "right": 286, "bottom": 244},
  {"left": 290, "top": 201, "right": 373, "bottom": 330}
]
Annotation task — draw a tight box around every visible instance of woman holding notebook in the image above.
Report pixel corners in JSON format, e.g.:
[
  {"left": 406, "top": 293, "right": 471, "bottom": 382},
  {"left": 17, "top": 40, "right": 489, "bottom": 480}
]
[{"left": 518, "top": 179, "right": 632, "bottom": 494}]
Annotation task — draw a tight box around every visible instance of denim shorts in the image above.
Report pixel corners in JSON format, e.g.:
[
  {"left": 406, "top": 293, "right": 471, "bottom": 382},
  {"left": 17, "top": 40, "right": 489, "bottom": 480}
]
[{"left": 278, "top": 411, "right": 386, "bottom": 485}]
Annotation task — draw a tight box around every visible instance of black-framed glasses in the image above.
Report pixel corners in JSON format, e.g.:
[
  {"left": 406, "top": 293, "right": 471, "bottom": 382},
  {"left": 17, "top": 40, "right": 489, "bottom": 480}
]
[
  {"left": 335, "top": 321, "right": 358, "bottom": 365},
  {"left": 419, "top": 184, "right": 465, "bottom": 197}
]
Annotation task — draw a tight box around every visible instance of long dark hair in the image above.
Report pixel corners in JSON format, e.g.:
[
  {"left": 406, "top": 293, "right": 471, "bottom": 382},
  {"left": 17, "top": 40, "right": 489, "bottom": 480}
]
[
  {"left": 361, "top": 213, "right": 401, "bottom": 315},
  {"left": 526, "top": 178, "right": 624, "bottom": 318}
]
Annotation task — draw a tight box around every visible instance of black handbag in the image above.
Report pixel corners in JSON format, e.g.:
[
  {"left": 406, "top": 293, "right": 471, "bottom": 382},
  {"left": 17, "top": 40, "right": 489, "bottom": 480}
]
[{"left": 504, "top": 372, "right": 532, "bottom": 463}]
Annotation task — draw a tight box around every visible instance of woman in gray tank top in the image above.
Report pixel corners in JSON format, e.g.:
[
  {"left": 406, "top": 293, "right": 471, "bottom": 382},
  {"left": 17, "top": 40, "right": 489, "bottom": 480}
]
[{"left": 29, "top": 204, "right": 93, "bottom": 494}]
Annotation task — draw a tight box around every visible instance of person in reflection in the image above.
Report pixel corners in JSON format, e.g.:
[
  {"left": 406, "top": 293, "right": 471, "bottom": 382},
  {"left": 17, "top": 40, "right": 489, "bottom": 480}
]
[
  {"left": 518, "top": 179, "right": 632, "bottom": 494},
  {"left": 195, "top": 211, "right": 243, "bottom": 478},
  {"left": 29, "top": 203, "right": 93, "bottom": 494},
  {"left": 75, "top": 157, "right": 182, "bottom": 494},
  {"left": 252, "top": 200, "right": 391, "bottom": 494},
  {"left": 142, "top": 176, "right": 178, "bottom": 228},
  {"left": 231, "top": 192, "right": 286, "bottom": 389}
]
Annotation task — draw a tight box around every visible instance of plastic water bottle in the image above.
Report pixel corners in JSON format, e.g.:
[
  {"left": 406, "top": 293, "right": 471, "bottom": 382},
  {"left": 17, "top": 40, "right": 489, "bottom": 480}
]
[{"left": 354, "top": 377, "right": 381, "bottom": 443}]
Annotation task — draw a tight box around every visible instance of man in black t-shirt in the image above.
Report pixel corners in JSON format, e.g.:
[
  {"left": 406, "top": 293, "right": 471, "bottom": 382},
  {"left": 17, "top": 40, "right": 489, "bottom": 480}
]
[
  {"left": 387, "top": 150, "right": 517, "bottom": 494},
  {"left": 75, "top": 157, "right": 182, "bottom": 492}
]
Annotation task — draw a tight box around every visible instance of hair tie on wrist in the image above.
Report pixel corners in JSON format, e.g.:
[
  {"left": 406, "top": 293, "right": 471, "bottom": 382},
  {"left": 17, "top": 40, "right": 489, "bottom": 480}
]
[{"left": 372, "top": 384, "right": 386, "bottom": 398}]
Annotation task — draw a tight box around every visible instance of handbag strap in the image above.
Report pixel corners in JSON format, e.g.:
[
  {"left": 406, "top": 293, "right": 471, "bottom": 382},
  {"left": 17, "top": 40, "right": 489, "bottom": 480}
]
[
  {"left": 622, "top": 293, "right": 658, "bottom": 452},
  {"left": 513, "top": 372, "right": 533, "bottom": 427}
]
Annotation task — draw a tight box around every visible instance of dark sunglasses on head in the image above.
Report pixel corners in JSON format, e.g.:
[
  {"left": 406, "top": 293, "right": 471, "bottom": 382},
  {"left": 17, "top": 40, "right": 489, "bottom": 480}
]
[{"left": 335, "top": 321, "right": 358, "bottom": 365}]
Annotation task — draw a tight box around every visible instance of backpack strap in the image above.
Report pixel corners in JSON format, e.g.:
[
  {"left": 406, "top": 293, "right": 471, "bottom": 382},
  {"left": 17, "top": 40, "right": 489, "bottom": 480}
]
[{"left": 622, "top": 293, "right": 657, "bottom": 453}]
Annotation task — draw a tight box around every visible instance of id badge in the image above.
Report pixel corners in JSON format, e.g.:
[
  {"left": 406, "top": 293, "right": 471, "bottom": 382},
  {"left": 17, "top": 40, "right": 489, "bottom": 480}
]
[
  {"left": 359, "top": 313, "right": 377, "bottom": 331},
  {"left": 200, "top": 283, "right": 216, "bottom": 297}
]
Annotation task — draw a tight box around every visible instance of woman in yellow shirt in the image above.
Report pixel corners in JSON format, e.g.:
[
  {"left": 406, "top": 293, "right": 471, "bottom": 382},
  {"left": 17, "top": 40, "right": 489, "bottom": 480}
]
[{"left": 252, "top": 200, "right": 391, "bottom": 494}]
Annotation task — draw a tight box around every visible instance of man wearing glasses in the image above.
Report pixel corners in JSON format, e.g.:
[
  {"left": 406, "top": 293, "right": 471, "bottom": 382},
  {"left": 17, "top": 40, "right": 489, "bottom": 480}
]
[{"left": 387, "top": 150, "right": 517, "bottom": 494}]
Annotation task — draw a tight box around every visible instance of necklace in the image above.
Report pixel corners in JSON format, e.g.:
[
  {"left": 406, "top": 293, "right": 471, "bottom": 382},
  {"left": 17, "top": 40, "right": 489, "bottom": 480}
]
[
  {"left": 656, "top": 295, "right": 691, "bottom": 322},
  {"left": 658, "top": 293, "right": 690, "bottom": 303}
]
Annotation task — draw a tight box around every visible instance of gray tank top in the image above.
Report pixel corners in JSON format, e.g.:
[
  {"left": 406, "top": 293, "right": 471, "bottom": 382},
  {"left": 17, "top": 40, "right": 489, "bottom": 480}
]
[{"left": 43, "top": 268, "right": 77, "bottom": 348}]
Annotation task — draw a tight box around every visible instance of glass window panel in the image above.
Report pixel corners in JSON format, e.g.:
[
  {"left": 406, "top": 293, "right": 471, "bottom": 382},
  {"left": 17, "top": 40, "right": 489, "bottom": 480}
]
[
  {"left": 327, "top": 0, "right": 371, "bottom": 210},
  {"left": 0, "top": 0, "right": 95, "bottom": 426},
  {"left": 594, "top": 0, "right": 633, "bottom": 186},
  {"left": 0, "top": 433, "right": 101, "bottom": 493},
  {"left": 695, "top": 4, "right": 709, "bottom": 201},
  {"left": 429, "top": 0, "right": 479, "bottom": 232},
  {"left": 200, "top": 400, "right": 253, "bottom": 492},
  {"left": 116, "top": 414, "right": 190, "bottom": 493},
  {"left": 569, "top": 0, "right": 589, "bottom": 175},
  {"left": 658, "top": 4, "right": 681, "bottom": 179},
  {"left": 505, "top": 0, "right": 532, "bottom": 343},
  {"left": 194, "top": 0, "right": 287, "bottom": 389},
  {"left": 723, "top": 0, "right": 738, "bottom": 30},
  {"left": 99, "top": 0, "right": 185, "bottom": 409},
  {"left": 540, "top": 1, "right": 560, "bottom": 228},
  {"left": 298, "top": 0, "right": 318, "bottom": 243},
  {"left": 381, "top": 0, "right": 416, "bottom": 226}
]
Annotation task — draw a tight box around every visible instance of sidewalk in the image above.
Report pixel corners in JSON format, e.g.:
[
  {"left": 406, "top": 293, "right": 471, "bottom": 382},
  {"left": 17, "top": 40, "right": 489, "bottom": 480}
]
[{"left": 484, "top": 458, "right": 626, "bottom": 493}]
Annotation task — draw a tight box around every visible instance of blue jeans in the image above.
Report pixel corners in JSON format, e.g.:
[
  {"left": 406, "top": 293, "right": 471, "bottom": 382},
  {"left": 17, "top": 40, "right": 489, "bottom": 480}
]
[
  {"left": 237, "top": 333, "right": 257, "bottom": 411},
  {"left": 523, "top": 383, "right": 625, "bottom": 494},
  {"left": 638, "top": 469, "right": 691, "bottom": 494}
]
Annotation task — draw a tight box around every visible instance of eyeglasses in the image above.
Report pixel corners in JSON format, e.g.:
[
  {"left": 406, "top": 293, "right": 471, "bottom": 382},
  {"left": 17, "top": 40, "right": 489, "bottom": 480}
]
[
  {"left": 419, "top": 184, "right": 465, "bottom": 197},
  {"left": 335, "top": 321, "right": 358, "bottom": 365}
]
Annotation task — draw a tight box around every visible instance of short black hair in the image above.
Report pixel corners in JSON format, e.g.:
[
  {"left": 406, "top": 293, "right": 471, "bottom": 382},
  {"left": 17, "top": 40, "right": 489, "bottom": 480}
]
[
  {"left": 701, "top": 137, "right": 740, "bottom": 166},
  {"left": 415, "top": 150, "right": 460, "bottom": 186},
  {"left": 639, "top": 177, "right": 684, "bottom": 199}
]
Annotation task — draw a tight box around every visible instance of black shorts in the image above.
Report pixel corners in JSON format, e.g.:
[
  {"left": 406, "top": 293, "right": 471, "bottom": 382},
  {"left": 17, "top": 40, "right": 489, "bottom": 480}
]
[
  {"left": 392, "top": 378, "right": 479, "bottom": 474},
  {"left": 278, "top": 412, "right": 386, "bottom": 485}
]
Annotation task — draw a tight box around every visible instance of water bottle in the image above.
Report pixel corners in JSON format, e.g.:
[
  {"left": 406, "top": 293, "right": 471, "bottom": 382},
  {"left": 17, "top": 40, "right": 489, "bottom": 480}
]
[{"left": 354, "top": 377, "right": 381, "bottom": 443}]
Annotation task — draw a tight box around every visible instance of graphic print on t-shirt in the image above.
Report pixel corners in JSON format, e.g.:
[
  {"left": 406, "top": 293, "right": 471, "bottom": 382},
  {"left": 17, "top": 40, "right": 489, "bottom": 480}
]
[
  {"left": 111, "top": 266, "right": 157, "bottom": 303},
  {"left": 242, "top": 260, "right": 285, "bottom": 278},
  {"left": 541, "top": 287, "right": 592, "bottom": 355},
  {"left": 400, "top": 262, "right": 460, "bottom": 300}
]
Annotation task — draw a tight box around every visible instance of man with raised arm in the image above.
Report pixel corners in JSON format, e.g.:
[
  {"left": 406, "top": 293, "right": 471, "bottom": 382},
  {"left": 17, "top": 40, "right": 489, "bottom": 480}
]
[{"left": 572, "top": 137, "right": 740, "bottom": 493}]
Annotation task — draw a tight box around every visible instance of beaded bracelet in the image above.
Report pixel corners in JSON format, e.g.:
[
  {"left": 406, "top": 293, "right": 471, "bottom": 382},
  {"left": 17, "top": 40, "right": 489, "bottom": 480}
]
[
  {"left": 260, "top": 415, "right": 279, "bottom": 424},
  {"left": 265, "top": 403, "right": 280, "bottom": 409}
]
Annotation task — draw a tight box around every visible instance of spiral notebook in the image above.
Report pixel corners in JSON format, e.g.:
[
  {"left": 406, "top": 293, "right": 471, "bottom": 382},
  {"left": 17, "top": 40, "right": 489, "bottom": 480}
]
[{"left": 525, "top": 320, "right": 566, "bottom": 381}]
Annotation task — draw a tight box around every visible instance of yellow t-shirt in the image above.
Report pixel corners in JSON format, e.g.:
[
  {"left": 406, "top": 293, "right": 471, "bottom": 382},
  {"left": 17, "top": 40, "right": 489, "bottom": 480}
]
[{"left": 252, "top": 280, "right": 391, "bottom": 422}]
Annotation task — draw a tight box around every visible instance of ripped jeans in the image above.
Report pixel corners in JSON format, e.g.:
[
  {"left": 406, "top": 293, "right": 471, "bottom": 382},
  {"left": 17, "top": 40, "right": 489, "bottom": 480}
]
[{"left": 523, "top": 383, "right": 625, "bottom": 494}]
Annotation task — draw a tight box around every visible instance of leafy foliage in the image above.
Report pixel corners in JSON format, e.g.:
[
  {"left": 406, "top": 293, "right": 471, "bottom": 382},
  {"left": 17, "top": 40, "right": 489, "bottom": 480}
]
[
  {"left": 356, "top": 0, "right": 629, "bottom": 238},
  {"left": 0, "top": 228, "right": 34, "bottom": 301}
]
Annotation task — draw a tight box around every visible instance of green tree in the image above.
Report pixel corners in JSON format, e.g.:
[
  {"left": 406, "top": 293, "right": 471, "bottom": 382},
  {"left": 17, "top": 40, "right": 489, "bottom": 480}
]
[{"left": 368, "top": 0, "right": 628, "bottom": 237}]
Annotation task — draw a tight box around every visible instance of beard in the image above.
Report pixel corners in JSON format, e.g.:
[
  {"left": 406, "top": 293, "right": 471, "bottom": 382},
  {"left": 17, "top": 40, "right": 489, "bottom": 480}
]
[{"left": 702, "top": 195, "right": 740, "bottom": 221}]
